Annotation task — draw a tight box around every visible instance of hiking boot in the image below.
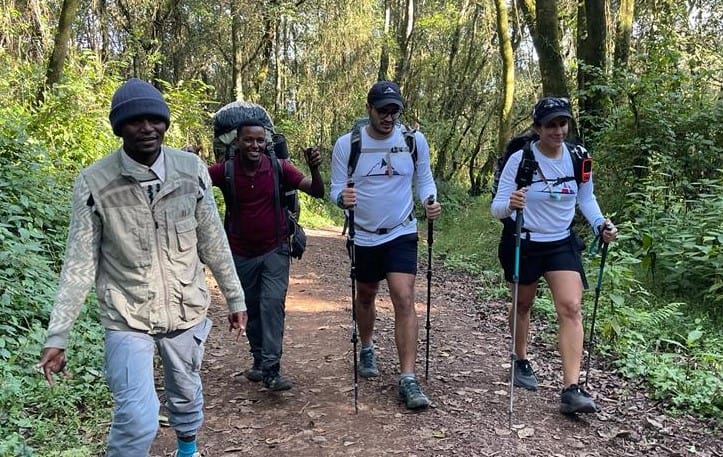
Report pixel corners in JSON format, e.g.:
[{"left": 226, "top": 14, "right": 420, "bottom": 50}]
[
  {"left": 560, "top": 384, "right": 598, "bottom": 414},
  {"left": 263, "top": 373, "right": 293, "bottom": 391},
  {"left": 244, "top": 361, "right": 263, "bottom": 383},
  {"left": 513, "top": 358, "right": 538, "bottom": 391},
  {"left": 358, "top": 347, "right": 379, "bottom": 378},
  {"left": 398, "top": 377, "right": 430, "bottom": 410}
]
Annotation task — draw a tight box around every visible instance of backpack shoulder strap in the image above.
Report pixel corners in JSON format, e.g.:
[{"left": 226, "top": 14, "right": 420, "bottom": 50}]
[
  {"left": 269, "top": 154, "right": 287, "bottom": 244},
  {"left": 348, "top": 123, "right": 418, "bottom": 176},
  {"left": 348, "top": 124, "right": 362, "bottom": 178},
  {"left": 566, "top": 142, "right": 590, "bottom": 184},
  {"left": 521, "top": 140, "right": 535, "bottom": 161},
  {"left": 224, "top": 158, "right": 235, "bottom": 204},
  {"left": 223, "top": 147, "right": 236, "bottom": 232},
  {"left": 401, "top": 124, "right": 417, "bottom": 169}
]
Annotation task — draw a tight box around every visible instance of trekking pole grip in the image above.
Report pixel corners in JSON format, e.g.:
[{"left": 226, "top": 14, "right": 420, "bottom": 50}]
[
  {"left": 346, "top": 180, "right": 355, "bottom": 233},
  {"left": 427, "top": 195, "right": 435, "bottom": 246}
]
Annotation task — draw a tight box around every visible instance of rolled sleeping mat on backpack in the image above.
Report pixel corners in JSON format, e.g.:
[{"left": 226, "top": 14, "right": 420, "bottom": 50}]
[{"left": 213, "top": 101, "right": 275, "bottom": 145}]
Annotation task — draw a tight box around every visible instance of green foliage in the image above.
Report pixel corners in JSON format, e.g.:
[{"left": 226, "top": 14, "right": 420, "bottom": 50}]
[
  {"left": 584, "top": 243, "right": 722, "bottom": 418},
  {"left": 32, "top": 55, "right": 120, "bottom": 169},
  {"left": 573, "top": 44, "right": 723, "bottom": 417},
  {"left": 160, "top": 78, "right": 217, "bottom": 154},
  {"left": 432, "top": 188, "right": 502, "bottom": 287}
]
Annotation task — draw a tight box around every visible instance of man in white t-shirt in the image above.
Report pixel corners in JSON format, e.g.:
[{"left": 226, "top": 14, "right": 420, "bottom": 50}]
[{"left": 330, "top": 81, "right": 442, "bottom": 410}]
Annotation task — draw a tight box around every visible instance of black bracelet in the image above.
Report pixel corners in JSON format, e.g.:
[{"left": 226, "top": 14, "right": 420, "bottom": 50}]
[{"left": 337, "top": 193, "right": 345, "bottom": 209}]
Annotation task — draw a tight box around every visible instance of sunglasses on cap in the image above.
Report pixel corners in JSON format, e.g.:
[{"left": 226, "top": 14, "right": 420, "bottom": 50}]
[{"left": 533, "top": 97, "right": 570, "bottom": 114}]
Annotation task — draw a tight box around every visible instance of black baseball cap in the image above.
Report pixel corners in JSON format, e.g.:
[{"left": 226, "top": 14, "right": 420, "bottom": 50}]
[
  {"left": 367, "top": 81, "right": 404, "bottom": 109},
  {"left": 532, "top": 97, "right": 572, "bottom": 126}
]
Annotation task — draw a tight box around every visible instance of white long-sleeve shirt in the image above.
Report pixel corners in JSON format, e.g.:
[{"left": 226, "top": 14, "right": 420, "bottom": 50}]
[
  {"left": 490, "top": 142, "right": 605, "bottom": 242},
  {"left": 330, "top": 125, "right": 437, "bottom": 246}
]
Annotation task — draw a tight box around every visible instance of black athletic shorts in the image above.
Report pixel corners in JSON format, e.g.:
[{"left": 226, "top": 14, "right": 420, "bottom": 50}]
[
  {"left": 353, "top": 233, "right": 418, "bottom": 283},
  {"left": 498, "top": 227, "right": 588, "bottom": 288}
]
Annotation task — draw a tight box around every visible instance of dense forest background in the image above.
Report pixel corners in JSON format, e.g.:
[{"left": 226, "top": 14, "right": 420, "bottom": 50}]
[{"left": 0, "top": 0, "right": 721, "bottom": 455}]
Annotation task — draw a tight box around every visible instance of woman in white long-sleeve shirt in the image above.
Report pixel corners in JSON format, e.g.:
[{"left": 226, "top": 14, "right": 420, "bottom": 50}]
[{"left": 491, "top": 97, "right": 618, "bottom": 415}]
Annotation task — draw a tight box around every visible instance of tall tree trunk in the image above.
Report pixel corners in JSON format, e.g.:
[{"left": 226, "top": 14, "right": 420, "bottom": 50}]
[
  {"left": 577, "top": 0, "right": 608, "bottom": 138},
  {"left": 274, "top": 15, "right": 284, "bottom": 112},
  {"left": 258, "top": 6, "right": 276, "bottom": 99},
  {"left": 614, "top": 0, "right": 634, "bottom": 68},
  {"left": 534, "top": 0, "right": 568, "bottom": 97},
  {"left": 393, "top": 0, "right": 414, "bottom": 82},
  {"left": 37, "top": 0, "right": 80, "bottom": 104},
  {"left": 98, "top": 0, "right": 109, "bottom": 61},
  {"left": 232, "top": 1, "right": 244, "bottom": 100},
  {"left": 494, "top": 0, "right": 514, "bottom": 157},
  {"left": 378, "top": 0, "right": 391, "bottom": 81}
]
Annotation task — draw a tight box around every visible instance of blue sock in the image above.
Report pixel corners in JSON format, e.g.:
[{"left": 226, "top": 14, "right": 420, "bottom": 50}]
[
  {"left": 177, "top": 437, "right": 197, "bottom": 457},
  {"left": 400, "top": 372, "right": 415, "bottom": 380}
]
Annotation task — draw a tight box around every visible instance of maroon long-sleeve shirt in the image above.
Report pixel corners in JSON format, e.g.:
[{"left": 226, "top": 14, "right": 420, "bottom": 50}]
[{"left": 209, "top": 154, "right": 304, "bottom": 257}]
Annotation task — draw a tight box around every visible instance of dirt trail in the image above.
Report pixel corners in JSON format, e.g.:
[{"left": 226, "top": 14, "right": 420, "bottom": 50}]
[{"left": 151, "top": 228, "right": 721, "bottom": 457}]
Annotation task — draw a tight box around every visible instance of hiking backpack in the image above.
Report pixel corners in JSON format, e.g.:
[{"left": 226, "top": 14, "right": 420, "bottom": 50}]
[
  {"left": 346, "top": 118, "right": 418, "bottom": 178},
  {"left": 212, "top": 101, "right": 305, "bottom": 258},
  {"left": 340, "top": 118, "right": 420, "bottom": 236},
  {"left": 212, "top": 101, "right": 300, "bottom": 217},
  {"left": 490, "top": 132, "right": 592, "bottom": 199}
]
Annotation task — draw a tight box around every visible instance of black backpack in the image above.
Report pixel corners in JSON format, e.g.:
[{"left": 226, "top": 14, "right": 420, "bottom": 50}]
[
  {"left": 346, "top": 118, "right": 418, "bottom": 178},
  {"left": 490, "top": 132, "right": 592, "bottom": 199},
  {"left": 212, "top": 102, "right": 305, "bottom": 259}
]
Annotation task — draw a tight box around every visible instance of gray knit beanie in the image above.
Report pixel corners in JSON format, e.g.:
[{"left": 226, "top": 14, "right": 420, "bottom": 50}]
[{"left": 109, "top": 78, "right": 171, "bottom": 136}]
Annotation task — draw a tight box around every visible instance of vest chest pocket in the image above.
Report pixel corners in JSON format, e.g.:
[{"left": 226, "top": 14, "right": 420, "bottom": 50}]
[
  {"left": 175, "top": 217, "right": 198, "bottom": 252},
  {"left": 102, "top": 208, "right": 152, "bottom": 267}
]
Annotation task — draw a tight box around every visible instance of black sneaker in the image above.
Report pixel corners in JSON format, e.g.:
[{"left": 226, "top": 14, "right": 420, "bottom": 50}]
[
  {"left": 263, "top": 373, "right": 293, "bottom": 391},
  {"left": 398, "top": 377, "right": 430, "bottom": 410},
  {"left": 513, "top": 358, "right": 538, "bottom": 391},
  {"left": 358, "top": 347, "right": 379, "bottom": 378},
  {"left": 560, "top": 384, "right": 598, "bottom": 414},
  {"left": 244, "top": 361, "right": 263, "bottom": 382}
]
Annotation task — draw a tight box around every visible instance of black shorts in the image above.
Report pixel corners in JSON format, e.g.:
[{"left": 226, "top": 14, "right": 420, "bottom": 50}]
[
  {"left": 498, "top": 229, "right": 588, "bottom": 288},
  {"left": 353, "top": 233, "right": 418, "bottom": 283}
]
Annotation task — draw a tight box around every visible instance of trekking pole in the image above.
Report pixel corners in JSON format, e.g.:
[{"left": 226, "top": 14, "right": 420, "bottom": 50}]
[
  {"left": 424, "top": 195, "right": 435, "bottom": 382},
  {"left": 508, "top": 208, "right": 524, "bottom": 428},
  {"left": 346, "top": 182, "right": 359, "bottom": 414},
  {"left": 583, "top": 225, "right": 611, "bottom": 387},
  {"left": 508, "top": 157, "right": 537, "bottom": 429}
]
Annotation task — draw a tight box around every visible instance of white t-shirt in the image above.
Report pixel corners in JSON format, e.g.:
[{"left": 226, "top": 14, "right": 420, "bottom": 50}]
[
  {"left": 490, "top": 142, "right": 605, "bottom": 242},
  {"left": 330, "top": 125, "right": 437, "bottom": 246}
]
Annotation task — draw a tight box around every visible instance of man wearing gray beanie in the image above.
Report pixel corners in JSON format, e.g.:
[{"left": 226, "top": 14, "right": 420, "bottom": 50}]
[{"left": 38, "top": 78, "right": 248, "bottom": 457}]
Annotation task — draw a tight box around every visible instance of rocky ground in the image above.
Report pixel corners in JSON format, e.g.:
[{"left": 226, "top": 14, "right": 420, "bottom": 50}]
[{"left": 150, "top": 228, "right": 721, "bottom": 457}]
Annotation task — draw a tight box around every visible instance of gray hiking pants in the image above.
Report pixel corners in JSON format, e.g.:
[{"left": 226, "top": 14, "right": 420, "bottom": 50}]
[
  {"left": 103, "top": 318, "right": 211, "bottom": 456},
  {"left": 233, "top": 244, "right": 290, "bottom": 375}
]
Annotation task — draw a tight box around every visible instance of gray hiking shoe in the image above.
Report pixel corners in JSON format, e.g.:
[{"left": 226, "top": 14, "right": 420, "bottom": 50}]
[
  {"left": 359, "top": 347, "right": 379, "bottom": 378},
  {"left": 513, "top": 358, "right": 538, "bottom": 391},
  {"left": 398, "top": 377, "right": 430, "bottom": 410},
  {"left": 263, "top": 373, "right": 293, "bottom": 391},
  {"left": 560, "top": 384, "right": 598, "bottom": 414},
  {"left": 244, "top": 361, "right": 263, "bottom": 383}
]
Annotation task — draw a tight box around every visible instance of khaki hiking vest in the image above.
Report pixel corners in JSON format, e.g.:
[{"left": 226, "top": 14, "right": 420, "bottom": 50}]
[{"left": 81, "top": 147, "right": 210, "bottom": 334}]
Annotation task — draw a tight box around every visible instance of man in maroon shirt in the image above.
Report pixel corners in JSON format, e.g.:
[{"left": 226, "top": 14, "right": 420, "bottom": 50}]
[{"left": 209, "top": 119, "right": 324, "bottom": 390}]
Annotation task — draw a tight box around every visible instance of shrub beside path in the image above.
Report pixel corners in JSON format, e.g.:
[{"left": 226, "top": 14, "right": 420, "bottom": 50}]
[{"left": 151, "top": 228, "right": 721, "bottom": 457}]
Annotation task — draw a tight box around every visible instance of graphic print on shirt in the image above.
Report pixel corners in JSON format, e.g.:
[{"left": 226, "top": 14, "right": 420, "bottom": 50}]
[
  {"left": 362, "top": 152, "right": 405, "bottom": 177},
  {"left": 531, "top": 169, "right": 577, "bottom": 200}
]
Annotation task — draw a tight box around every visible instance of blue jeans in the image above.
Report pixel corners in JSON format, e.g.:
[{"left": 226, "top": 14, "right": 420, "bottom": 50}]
[
  {"left": 233, "top": 245, "right": 290, "bottom": 375},
  {"left": 103, "top": 318, "right": 212, "bottom": 456}
]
